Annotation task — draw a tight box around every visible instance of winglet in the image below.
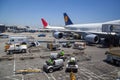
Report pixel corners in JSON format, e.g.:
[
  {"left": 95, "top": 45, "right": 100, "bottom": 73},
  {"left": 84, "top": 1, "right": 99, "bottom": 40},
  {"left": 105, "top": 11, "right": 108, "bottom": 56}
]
[
  {"left": 63, "top": 13, "right": 73, "bottom": 25},
  {"left": 41, "top": 18, "right": 48, "bottom": 28}
]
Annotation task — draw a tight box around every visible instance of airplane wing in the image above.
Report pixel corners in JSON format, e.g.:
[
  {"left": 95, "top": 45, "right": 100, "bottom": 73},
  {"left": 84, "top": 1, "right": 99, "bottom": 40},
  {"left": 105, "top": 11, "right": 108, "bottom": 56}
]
[
  {"left": 53, "top": 29, "right": 117, "bottom": 44},
  {"left": 57, "top": 13, "right": 119, "bottom": 44},
  {"left": 60, "top": 29, "right": 116, "bottom": 37}
]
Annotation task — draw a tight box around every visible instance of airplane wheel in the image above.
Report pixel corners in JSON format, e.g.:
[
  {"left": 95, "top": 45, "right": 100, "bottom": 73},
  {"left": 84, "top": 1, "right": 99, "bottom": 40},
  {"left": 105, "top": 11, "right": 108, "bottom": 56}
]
[{"left": 59, "top": 67, "right": 63, "bottom": 71}]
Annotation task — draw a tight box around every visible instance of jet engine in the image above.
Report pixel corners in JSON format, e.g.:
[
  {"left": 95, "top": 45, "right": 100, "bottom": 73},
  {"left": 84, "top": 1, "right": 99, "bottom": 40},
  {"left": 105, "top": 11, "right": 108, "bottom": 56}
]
[
  {"left": 53, "top": 32, "right": 63, "bottom": 39},
  {"left": 84, "top": 34, "right": 99, "bottom": 43}
]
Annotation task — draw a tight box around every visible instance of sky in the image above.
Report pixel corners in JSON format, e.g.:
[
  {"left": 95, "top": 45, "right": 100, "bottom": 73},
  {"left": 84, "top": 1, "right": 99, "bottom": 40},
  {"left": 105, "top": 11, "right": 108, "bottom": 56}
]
[{"left": 0, "top": 0, "right": 120, "bottom": 28}]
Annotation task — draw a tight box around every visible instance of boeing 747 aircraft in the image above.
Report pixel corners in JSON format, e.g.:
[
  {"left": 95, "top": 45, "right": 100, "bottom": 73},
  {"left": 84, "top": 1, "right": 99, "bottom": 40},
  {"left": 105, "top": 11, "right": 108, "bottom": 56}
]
[
  {"left": 53, "top": 13, "right": 120, "bottom": 46},
  {"left": 64, "top": 13, "right": 120, "bottom": 32}
]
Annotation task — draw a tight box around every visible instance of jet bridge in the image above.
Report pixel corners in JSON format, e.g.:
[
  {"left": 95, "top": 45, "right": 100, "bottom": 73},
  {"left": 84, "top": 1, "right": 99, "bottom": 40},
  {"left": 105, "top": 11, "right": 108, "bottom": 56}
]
[{"left": 102, "top": 24, "right": 120, "bottom": 33}]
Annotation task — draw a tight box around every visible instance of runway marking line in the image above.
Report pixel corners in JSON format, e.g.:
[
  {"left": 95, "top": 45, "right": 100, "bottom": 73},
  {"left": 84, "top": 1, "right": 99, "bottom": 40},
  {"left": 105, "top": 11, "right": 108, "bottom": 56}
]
[
  {"left": 51, "top": 73, "right": 56, "bottom": 80},
  {"left": 13, "top": 54, "right": 16, "bottom": 76},
  {"left": 79, "top": 67, "right": 105, "bottom": 80},
  {"left": 43, "top": 72, "right": 56, "bottom": 80},
  {"left": 43, "top": 72, "right": 51, "bottom": 80}
]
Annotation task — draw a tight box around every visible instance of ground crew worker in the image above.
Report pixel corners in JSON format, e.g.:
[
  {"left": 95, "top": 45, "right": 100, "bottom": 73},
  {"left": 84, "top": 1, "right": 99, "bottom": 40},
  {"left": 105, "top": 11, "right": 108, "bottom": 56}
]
[
  {"left": 59, "top": 50, "right": 65, "bottom": 56},
  {"left": 68, "top": 57, "right": 76, "bottom": 65},
  {"left": 67, "top": 42, "right": 70, "bottom": 46},
  {"left": 70, "top": 58, "right": 75, "bottom": 62},
  {"left": 47, "top": 59, "right": 54, "bottom": 65}
]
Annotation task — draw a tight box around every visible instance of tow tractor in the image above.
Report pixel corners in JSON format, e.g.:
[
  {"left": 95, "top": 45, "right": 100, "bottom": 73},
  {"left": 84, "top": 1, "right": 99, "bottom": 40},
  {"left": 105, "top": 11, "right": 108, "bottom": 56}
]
[
  {"left": 43, "top": 59, "right": 64, "bottom": 73},
  {"left": 62, "top": 42, "right": 72, "bottom": 48},
  {"left": 65, "top": 57, "right": 78, "bottom": 73},
  {"left": 50, "top": 53, "right": 66, "bottom": 61},
  {"left": 47, "top": 43, "right": 60, "bottom": 51}
]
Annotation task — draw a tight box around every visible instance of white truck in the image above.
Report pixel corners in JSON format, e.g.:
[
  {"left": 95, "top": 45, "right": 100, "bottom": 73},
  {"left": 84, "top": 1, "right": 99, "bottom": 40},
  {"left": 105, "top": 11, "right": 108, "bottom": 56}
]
[
  {"left": 105, "top": 48, "right": 120, "bottom": 66},
  {"left": 5, "top": 43, "right": 27, "bottom": 54}
]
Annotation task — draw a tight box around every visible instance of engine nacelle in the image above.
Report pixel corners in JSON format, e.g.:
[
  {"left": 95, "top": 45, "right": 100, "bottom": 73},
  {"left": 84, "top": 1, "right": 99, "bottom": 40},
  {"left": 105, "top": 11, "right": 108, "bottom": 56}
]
[
  {"left": 53, "top": 32, "right": 63, "bottom": 39},
  {"left": 84, "top": 34, "right": 99, "bottom": 43}
]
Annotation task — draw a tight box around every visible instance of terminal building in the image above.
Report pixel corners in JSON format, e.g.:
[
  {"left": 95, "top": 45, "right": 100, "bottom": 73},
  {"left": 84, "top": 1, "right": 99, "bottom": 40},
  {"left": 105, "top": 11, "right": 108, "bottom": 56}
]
[
  {"left": 0, "top": 24, "right": 28, "bottom": 33},
  {"left": 6, "top": 25, "right": 27, "bottom": 33},
  {"left": 0, "top": 24, "right": 6, "bottom": 33}
]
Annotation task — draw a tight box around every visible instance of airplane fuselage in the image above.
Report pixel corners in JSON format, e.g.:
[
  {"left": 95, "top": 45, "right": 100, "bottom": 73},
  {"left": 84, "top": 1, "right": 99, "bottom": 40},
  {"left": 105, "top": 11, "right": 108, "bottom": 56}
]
[
  {"left": 65, "top": 23, "right": 102, "bottom": 32},
  {"left": 46, "top": 26, "right": 65, "bottom": 30}
]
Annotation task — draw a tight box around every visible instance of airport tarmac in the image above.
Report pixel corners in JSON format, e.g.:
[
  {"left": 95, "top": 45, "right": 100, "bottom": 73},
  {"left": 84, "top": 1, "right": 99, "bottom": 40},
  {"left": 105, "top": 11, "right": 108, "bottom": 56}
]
[{"left": 0, "top": 32, "right": 120, "bottom": 80}]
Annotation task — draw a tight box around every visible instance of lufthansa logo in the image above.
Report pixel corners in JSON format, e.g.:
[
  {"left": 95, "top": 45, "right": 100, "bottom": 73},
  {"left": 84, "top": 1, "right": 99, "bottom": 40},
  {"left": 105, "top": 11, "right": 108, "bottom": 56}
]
[{"left": 64, "top": 16, "right": 68, "bottom": 22}]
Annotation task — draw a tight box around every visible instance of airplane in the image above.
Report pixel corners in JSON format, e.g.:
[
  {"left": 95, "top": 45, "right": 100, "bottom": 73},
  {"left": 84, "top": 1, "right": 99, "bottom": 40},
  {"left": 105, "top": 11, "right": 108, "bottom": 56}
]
[
  {"left": 41, "top": 18, "right": 65, "bottom": 30},
  {"left": 53, "top": 13, "right": 120, "bottom": 46},
  {"left": 0, "top": 33, "right": 9, "bottom": 38},
  {"left": 64, "top": 13, "right": 120, "bottom": 32}
]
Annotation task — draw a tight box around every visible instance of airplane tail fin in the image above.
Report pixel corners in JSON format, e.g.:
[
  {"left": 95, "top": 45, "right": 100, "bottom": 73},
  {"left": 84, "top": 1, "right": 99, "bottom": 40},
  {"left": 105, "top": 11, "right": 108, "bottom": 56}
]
[
  {"left": 41, "top": 18, "right": 48, "bottom": 28},
  {"left": 63, "top": 13, "right": 73, "bottom": 25}
]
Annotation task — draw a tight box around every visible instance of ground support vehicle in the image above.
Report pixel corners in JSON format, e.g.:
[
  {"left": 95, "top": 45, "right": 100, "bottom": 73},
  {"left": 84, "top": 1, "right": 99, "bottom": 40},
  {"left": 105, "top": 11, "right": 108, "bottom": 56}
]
[
  {"left": 5, "top": 43, "right": 27, "bottom": 54},
  {"left": 43, "top": 59, "right": 64, "bottom": 73},
  {"left": 29, "top": 41, "right": 40, "bottom": 47},
  {"left": 105, "top": 48, "right": 120, "bottom": 66},
  {"left": 65, "top": 57, "right": 78, "bottom": 73},
  {"left": 62, "top": 42, "right": 72, "bottom": 48},
  {"left": 47, "top": 43, "right": 60, "bottom": 51},
  {"left": 50, "top": 53, "right": 66, "bottom": 61},
  {"left": 73, "top": 42, "right": 86, "bottom": 50}
]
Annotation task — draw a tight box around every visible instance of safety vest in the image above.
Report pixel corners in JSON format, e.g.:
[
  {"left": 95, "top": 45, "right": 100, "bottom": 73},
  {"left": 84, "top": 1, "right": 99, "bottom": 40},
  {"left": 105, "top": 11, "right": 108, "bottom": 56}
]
[
  {"left": 48, "top": 59, "right": 53, "bottom": 64},
  {"left": 60, "top": 51, "right": 64, "bottom": 56}
]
